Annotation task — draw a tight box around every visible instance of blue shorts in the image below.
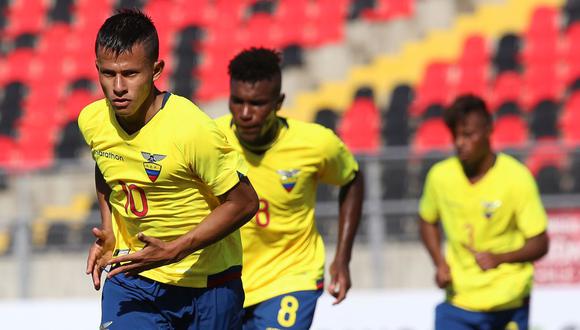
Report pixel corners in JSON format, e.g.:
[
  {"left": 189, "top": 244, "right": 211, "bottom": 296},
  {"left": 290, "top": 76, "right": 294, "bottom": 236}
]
[
  {"left": 242, "top": 290, "right": 323, "bottom": 330},
  {"left": 435, "top": 300, "right": 530, "bottom": 330},
  {"left": 101, "top": 273, "right": 244, "bottom": 330}
]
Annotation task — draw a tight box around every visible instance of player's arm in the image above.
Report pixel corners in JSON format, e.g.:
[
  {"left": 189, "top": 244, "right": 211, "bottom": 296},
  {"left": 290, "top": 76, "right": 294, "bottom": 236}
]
[
  {"left": 467, "top": 170, "right": 550, "bottom": 271},
  {"left": 106, "top": 175, "right": 259, "bottom": 277},
  {"left": 419, "top": 218, "right": 451, "bottom": 288},
  {"left": 328, "top": 171, "right": 364, "bottom": 305},
  {"left": 86, "top": 164, "right": 116, "bottom": 290},
  {"left": 171, "top": 175, "right": 258, "bottom": 259},
  {"left": 466, "top": 232, "right": 549, "bottom": 271}
]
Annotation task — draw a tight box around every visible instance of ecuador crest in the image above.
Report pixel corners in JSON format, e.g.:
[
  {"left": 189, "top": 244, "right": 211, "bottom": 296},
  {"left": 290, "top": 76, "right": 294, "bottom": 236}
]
[
  {"left": 141, "top": 152, "right": 166, "bottom": 182},
  {"left": 481, "top": 200, "right": 502, "bottom": 219},
  {"left": 277, "top": 169, "right": 300, "bottom": 192}
]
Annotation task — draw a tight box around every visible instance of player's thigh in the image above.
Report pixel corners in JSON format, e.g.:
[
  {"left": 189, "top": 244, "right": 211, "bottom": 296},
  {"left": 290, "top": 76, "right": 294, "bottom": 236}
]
[
  {"left": 101, "top": 274, "right": 171, "bottom": 330},
  {"left": 435, "top": 302, "right": 482, "bottom": 330},
  {"left": 244, "top": 290, "right": 322, "bottom": 330},
  {"left": 193, "top": 278, "right": 245, "bottom": 330},
  {"left": 495, "top": 304, "right": 529, "bottom": 330}
]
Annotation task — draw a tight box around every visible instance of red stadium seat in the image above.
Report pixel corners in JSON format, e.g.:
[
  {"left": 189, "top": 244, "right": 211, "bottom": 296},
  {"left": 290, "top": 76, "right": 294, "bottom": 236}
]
[
  {"left": 563, "top": 23, "right": 580, "bottom": 85},
  {"left": 387, "top": 0, "right": 414, "bottom": 17},
  {"left": 453, "top": 67, "right": 489, "bottom": 100},
  {"left": 560, "top": 92, "right": 580, "bottom": 146},
  {"left": 412, "top": 118, "right": 452, "bottom": 155},
  {"left": 60, "top": 90, "right": 99, "bottom": 124},
  {"left": 492, "top": 115, "right": 528, "bottom": 150},
  {"left": 3, "top": 0, "right": 48, "bottom": 36},
  {"left": 521, "top": 36, "right": 561, "bottom": 67},
  {"left": 311, "top": 0, "right": 348, "bottom": 45},
  {"left": 338, "top": 98, "right": 381, "bottom": 154},
  {"left": 411, "top": 62, "right": 452, "bottom": 117},
  {"left": 1, "top": 49, "right": 36, "bottom": 83},
  {"left": 459, "top": 35, "right": 489, "bottom": 67},
  {"left": 275, "top": 0, "right": 310, "bottom": 45},
  {"left": 242, "top": 13, "right": 276, "bottom": 48},
  {"left": 525, "top": 6, "right": 560, "bottom": 41},
  {"left": 362, "top": 0, "right": 414, "bottom": 21},
  {"left": 0, "top": 136, "right": 16, "bottom": 168},
  {"left": 169, "top": 0, "right": 212, "bottom": 28},
  {"left": 452, "top": 35, "right": 490, "bottom": 99},
  {"left": 525, "top": 138, "right": 565, "bottom": 177},
  {"left": 522, "top": 64, "right": 562, "bottom": 111},
  {"left": 489, "top": 71, "right": 522, "bottom": 111},
  {"left": 14, "top": 118, "right": 56, "bottom": 170}
]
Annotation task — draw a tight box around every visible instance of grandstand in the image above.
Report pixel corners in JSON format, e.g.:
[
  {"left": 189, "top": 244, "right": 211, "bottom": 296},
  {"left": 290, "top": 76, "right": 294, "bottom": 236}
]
[{"left": 0, "top": 0, "right": 579, "bottom": 328}]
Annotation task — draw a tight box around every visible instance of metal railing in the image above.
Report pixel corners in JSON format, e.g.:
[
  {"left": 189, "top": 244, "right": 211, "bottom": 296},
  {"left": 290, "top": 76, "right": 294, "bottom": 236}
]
[{"left": 2, "top": 147, "right": 579, "bottom": 298}]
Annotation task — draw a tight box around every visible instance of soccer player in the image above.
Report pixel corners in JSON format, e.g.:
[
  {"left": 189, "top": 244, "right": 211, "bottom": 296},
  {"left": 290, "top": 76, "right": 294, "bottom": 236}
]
[
  {"left": 216, "top": 48, "right": 364, "bottom": 330},
  {"left": 418, "top": 95, "right": 549, "bottom": 329},
  {"left": 78, "top": 10, "right": 259, "bottom": 329}
]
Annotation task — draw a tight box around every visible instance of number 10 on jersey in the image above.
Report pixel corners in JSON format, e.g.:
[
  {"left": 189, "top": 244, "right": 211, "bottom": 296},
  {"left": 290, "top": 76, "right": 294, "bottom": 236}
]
[{"left": 119, "top": 180, "right": 149, "bottom": 217}]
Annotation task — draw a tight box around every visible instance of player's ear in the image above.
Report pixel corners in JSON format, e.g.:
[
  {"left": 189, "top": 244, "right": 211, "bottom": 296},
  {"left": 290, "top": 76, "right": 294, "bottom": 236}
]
[
  {"left": 153, "top": 60, "right": 165, "bottom": 81},
  {"left": 275, "top": 93, "right": 285, "bottom": 112},
  {"left": 485, "top": 120, "right": 493, "bottom": 138}
]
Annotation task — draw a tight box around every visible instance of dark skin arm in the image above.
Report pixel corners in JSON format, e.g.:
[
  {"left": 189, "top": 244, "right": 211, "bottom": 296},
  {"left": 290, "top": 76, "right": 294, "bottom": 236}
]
[
  {"left": 419, "top": 219, "right": 451, "bottom": 289},
  {"left": 464, "top": 232, "right": 549, "bottom": 270},
  {"left": 106, "top": 176, "right": 259, "bottom": 278},
  {"left": 328, "top": 171, "right": 364, "bottom": 305},
  {"left": 85, "top": 165, "right": 116, "bottom": 290}
]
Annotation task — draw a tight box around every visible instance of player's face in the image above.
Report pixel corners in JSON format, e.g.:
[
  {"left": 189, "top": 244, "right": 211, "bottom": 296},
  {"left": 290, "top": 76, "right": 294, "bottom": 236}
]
[
  {"left": 229, "top": 79, "right": 284, "bottom": 146},
  {"left": 453, "top": 112, "right": 491, "bottom": 165},
  {"left": 96, "top": 43, "right": 163, "bottom": 120}
]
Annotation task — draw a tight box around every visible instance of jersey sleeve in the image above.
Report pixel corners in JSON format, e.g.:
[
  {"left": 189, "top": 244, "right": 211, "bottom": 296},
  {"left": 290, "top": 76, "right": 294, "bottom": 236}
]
[
  {"left": 514, "top": 169, "right": 548, "bottom": 238},
  {"left": 419, "top": 167, "right": 439, "bottom": 224},
  {"left": 77, "top": 104, "right": 96, "bottom": 147},
  {"left": 188, "top": 119, "right": 247, "bottom": 197},
  {"left": 318, "top": 128, "right": 359, "bottom": 186}
]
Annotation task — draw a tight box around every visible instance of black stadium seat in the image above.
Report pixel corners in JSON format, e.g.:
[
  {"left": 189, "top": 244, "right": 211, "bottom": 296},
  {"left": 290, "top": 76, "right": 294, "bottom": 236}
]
[
  {"left": 282, "top": 44, "right": 304, "bottom": 68},
  {"left": 536, "top": 165, "right": 562, "bottom": 194},
  {"left": 0, "top": 82, "right": 27, "bottom": 137},
  {"left": 348, "top": 0, "right": 376, "bottom": 20},
  {"left": 495, "top": 101, "right": 522, "bottom": 117},
  {"left": 493, "top": 34, "right": 522, "bottom": 73},
  {"left": 530, "top": 100, "right": 559, "bottom": 139},
  {"left": 49, "top": 0, "right": 73, "bottom": 24},
  {"left": 314, "top": 108, "right": 339, "bottom": 132},
  {"left": 382, "top": 85, "right": 413, "bottom": 146},
  {"left": 55, "top": 120, "right": 85, "bottom": 159}
]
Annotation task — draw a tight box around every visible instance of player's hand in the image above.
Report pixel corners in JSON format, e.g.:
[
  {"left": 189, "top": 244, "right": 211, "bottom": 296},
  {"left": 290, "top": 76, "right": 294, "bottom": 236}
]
[
  {"left": 327, "top": 259, "right": 352, "bottom": 305},
  {"left": 435, "top": 262, "right": 451, "bottom": 289},
  {"left": 106, "top": 233, "right": 180, "bottom": 278},
  {"left": 473, "top": 252, "right": 501, "bottom": 270},
  {"left": 85, "top": 227, "right": 115, "bottom": 291},
  {"left": 463, "top": 244, "right": 501, "bottom": 271}
]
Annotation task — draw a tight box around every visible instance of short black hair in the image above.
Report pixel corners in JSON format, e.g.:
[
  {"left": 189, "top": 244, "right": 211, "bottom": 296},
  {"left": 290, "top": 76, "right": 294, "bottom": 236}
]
[
  {"left": 444, "top": 94, "right": 492, "bottom": 133},
  {"left": 228, "top": 47, "right": 282, "bottom": 92},
  {"left": 95, "top": 9, "right": 159, "bottom": 62}
]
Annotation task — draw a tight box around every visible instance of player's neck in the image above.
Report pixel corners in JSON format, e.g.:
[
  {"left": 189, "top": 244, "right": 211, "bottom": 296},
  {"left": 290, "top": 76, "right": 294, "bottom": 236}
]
[
  {"left": 238, "top": 118, "right": 282, "bottom": 154},
  {"left": 116, "top": 89, "right": 164, "bottom": 135},
  {"left": 462, "top": 151, "right": 496, "bottom": 183}
]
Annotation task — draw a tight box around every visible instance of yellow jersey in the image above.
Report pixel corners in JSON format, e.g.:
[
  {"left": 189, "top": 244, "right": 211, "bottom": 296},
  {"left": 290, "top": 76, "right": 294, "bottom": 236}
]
[
  {"left": 78, "top": 93, "right": 246, "bottom": 288},
  {"left": 419, "top": 153, "right": 548, "bottom": 311},
  {"left": 216, "top": 115, "right": 358, "bottom": 307}
]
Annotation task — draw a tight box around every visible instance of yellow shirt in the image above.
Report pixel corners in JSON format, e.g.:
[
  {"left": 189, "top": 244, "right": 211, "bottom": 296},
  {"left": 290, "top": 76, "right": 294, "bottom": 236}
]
[
  {"left": 419, "top": 153, "right": 547, "bottom": 311},
  {"left": 78, "top": 93, "right": 246, "bottom": 288},
  {"left": 216, "top": 115, "right": 358, "bottom": 307}
]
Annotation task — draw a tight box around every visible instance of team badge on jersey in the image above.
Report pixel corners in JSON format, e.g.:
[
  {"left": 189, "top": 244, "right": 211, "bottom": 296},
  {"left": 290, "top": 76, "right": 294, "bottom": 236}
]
[
  {"left": 481, "top": 200, "right": 502, "bottom": 219},
  {"left": 141, "top": 152, "right": 166, "bottom": 182},
  {"left": 277, "top": 169, "right": 300, "bottom": 192}
]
